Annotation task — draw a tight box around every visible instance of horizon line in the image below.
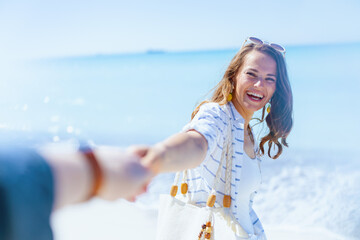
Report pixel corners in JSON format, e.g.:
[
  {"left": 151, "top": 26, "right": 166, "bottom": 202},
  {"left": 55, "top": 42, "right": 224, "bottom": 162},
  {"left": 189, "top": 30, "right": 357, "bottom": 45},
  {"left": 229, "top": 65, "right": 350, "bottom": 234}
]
[{"left": 33, "top": 40, "right": 360, "bottom": 62}]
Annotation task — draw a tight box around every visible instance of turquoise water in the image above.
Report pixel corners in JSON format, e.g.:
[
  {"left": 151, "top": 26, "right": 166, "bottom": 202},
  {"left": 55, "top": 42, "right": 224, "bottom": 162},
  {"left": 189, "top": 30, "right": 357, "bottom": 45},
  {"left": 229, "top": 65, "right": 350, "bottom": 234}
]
[
  {"left": 1, "top": 43, "right": 359, "bottom": 152},
  {"left": 0, "top": 50, "right": 234, "bottom": 145},
  {"left": 1, "top": 43, "right": 360, "bottom": 239}
]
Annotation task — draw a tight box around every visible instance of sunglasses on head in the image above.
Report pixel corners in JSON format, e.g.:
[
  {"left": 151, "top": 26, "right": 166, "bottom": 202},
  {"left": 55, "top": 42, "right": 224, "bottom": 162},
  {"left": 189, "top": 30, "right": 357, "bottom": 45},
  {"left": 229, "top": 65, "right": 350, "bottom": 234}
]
[{"left": 242, "top": 37, "right": 286, "bottom": 56}]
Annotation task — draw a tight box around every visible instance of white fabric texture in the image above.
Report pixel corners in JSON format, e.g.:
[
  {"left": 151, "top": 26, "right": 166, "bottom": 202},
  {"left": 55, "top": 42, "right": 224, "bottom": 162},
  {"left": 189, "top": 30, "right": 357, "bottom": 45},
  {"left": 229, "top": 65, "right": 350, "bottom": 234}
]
[{"left": 182, "top": 101, "right": 266, "bottom": 239}]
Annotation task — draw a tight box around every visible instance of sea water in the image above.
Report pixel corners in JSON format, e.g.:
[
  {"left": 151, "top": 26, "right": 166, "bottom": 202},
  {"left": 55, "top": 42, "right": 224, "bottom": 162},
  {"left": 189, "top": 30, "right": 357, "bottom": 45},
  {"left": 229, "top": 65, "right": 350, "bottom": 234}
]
[{"left": 0, "top": 43, "right": 359, "bottom": 239}]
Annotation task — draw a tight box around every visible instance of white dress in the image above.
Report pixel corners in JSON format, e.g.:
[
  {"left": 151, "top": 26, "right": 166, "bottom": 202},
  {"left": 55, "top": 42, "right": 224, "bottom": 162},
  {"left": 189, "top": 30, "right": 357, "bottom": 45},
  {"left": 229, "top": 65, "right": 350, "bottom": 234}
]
[
  {"left": 182, "top": 101, "right": 266, "bottom": 240},
  {"left": 235, "top": 152, "right": 261, "bottom": 235}
]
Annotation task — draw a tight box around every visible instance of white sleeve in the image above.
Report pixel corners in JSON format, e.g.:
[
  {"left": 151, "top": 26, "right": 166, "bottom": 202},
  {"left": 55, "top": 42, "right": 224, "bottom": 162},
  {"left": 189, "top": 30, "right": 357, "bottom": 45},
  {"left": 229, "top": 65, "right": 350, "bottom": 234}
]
[{"left": 182, "top": 103, "right": 227, "bottom": 161}]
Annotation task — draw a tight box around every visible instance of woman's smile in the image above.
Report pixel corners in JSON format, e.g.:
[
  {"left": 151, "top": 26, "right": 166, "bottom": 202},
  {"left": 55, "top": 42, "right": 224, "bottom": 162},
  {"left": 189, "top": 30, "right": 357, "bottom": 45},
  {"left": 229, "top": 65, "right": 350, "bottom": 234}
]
[{"left": 246, "top": 91, "right": 264, "bottom": 102}]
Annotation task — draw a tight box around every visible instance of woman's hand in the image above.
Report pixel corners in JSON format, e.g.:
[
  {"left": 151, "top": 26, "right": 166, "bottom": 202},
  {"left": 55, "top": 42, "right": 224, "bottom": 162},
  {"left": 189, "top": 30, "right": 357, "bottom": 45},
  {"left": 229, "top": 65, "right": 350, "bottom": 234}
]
[{"left": 128, "top": 144, "right": 166, "bottom": 174}]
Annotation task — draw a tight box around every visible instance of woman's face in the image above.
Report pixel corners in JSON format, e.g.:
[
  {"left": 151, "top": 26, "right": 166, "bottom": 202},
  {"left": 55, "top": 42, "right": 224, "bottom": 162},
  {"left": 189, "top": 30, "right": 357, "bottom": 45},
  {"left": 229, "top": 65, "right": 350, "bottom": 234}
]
[{"left": 232, "top": 50, "right": 277, "bottom": 115}]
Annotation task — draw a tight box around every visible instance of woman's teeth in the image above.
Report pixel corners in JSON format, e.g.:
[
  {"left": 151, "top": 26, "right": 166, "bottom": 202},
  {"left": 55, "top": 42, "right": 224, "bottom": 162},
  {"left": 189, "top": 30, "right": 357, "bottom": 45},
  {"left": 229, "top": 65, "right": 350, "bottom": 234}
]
[{"left": 247, "top": 92, "right": 264, "bottom": 100}]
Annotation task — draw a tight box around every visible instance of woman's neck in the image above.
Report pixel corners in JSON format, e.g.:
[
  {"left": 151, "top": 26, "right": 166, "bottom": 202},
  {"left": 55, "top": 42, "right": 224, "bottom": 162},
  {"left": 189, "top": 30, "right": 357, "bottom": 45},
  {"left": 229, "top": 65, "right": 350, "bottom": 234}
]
[{"left": 231, "top": 99, "right": 254, "bottom": 129}]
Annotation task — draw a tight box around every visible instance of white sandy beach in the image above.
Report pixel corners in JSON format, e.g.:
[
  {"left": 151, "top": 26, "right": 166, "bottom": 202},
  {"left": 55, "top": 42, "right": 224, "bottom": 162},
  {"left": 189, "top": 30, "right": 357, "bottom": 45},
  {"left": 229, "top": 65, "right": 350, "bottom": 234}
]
[{"left": 52, "top": 199, "right": 345, "bottom": 240}]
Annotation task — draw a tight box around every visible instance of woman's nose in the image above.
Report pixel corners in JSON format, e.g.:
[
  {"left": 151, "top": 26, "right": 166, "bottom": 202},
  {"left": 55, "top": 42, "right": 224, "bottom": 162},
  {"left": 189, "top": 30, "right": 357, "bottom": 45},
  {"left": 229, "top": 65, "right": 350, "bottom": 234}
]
[{"left": 254, "top": 77, "right": 264, "bottom": 87}]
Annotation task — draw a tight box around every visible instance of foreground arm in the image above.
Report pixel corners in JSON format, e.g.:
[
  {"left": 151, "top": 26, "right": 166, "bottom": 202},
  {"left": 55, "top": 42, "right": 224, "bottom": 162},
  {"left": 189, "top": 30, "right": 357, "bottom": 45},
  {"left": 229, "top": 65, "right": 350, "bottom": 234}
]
[
  {"left": 0, "top": 145, "right": 152, "bottom": 239},
  {"left": 39, "top": 145, "right": 152, "bottom": 210}
]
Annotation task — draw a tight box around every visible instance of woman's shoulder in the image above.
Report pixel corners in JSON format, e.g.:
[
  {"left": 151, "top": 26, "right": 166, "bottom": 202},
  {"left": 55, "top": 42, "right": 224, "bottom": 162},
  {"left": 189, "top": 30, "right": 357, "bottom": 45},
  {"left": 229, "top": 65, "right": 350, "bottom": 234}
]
[{"left": 198, "top": 102, "right": 229, "bottom": 118}]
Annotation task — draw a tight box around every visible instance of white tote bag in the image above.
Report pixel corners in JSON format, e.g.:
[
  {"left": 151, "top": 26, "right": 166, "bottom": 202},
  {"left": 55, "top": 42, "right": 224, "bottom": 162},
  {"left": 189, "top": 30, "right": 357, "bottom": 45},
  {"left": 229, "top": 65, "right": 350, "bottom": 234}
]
[
  {"left": 157, "top": 194, "right": 249, "bottom": 240},
  {"left": 156, "top": 111, "right": 250, "bottom": 240}
]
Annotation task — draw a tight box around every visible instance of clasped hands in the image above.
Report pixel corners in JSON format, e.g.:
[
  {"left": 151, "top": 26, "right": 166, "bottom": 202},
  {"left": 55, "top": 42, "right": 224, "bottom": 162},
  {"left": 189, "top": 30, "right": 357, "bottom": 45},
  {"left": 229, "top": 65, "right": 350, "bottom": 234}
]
[
  {"left": 109, "top": 131, "right": 207, "bottom": 202},
  {"left": 96, "top": 144, "right": 162, "bottom": 202}
]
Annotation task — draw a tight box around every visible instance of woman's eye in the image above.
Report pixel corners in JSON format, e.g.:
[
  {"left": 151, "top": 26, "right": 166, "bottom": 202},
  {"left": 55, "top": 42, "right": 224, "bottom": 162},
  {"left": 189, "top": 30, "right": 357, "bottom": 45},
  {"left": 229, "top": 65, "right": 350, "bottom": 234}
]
[
  {"left": 246, "top": 72, "right": 256, "bottom": 77},
  {"left": 266, "top": 78, "right": 276, "bottom": 82}
]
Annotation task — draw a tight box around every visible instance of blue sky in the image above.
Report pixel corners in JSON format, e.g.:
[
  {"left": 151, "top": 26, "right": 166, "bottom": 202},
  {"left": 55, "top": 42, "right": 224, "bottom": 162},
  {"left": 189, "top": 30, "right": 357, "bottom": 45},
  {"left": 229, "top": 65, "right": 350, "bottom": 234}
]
[{"left": 0, "top": 0, "right": 360, "bottom": 59}]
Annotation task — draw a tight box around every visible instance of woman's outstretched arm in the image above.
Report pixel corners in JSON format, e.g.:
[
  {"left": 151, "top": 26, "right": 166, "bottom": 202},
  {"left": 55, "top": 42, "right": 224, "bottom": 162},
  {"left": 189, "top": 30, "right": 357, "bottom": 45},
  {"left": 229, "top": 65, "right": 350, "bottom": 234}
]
[
  {"left": 138, "top": 130, "right": 208, "bottom": 174},
  {"left": 135, "top": 103, "right": 228, "bottom": 174}
]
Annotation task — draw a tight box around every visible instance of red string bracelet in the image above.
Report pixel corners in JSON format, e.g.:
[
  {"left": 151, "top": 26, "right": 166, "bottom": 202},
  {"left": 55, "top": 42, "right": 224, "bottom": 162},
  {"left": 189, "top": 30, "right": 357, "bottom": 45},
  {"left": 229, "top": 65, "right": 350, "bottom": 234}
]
[{"left": 80, "top": 147, "right": 104, "bottom": 200}]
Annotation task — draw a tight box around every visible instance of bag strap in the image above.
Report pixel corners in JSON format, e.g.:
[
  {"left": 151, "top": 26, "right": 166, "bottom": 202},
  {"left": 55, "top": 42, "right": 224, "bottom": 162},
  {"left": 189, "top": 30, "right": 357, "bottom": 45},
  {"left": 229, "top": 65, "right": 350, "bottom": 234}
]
[
  {"left": 208, "top": 114, "right": 233, "bottom": 207},
  {"left": 170, "top": 104, "right": 234, "bottom": 209}
]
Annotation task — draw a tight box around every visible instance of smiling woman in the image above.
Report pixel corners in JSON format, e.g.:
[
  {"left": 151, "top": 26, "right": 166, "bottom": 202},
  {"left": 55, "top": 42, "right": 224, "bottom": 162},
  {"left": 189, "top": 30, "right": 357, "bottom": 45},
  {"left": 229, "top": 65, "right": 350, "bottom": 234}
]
[{"left": 132, "top": 37, "right": 294, "bottom": 240}]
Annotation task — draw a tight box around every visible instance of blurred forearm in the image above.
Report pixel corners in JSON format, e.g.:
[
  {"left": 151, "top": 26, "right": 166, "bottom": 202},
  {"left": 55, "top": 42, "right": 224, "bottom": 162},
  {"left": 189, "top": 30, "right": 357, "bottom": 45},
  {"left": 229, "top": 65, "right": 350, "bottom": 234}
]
[
  {"left": 38, "top": 145, "right": 152, "bottom": 210},
  {"left": 38, "top": 147, "right": 92, "bottom": 210}
]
